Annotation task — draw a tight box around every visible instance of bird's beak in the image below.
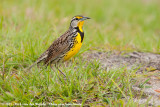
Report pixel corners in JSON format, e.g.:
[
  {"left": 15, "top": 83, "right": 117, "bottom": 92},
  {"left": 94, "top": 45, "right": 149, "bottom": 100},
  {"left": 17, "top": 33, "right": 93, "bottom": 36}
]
[{"left": 80, "top": 16, "right": 91, "bottom": 21}]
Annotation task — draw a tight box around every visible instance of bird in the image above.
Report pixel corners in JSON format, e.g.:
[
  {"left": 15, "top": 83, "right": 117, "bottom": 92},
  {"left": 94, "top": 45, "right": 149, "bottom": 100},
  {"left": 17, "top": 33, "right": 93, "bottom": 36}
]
[{"left": 27, "top": 15, "right": 90, "bottom": 76}]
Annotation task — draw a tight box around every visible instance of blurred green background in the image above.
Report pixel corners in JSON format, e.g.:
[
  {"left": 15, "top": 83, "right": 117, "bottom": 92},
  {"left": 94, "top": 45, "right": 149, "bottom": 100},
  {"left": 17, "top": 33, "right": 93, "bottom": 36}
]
[
  {"left": 0, "top": 0, "right": 160, "bottom": 56},
  {"left": 0, "top": 0, "right": 160, "bottom": 105}
]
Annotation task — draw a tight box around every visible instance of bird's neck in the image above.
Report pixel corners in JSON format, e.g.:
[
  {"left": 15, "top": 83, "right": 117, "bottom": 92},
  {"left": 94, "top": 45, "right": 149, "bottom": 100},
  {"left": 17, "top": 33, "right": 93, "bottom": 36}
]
[{"left": 77, "top": 21, "right": 84, "bottom": 32}]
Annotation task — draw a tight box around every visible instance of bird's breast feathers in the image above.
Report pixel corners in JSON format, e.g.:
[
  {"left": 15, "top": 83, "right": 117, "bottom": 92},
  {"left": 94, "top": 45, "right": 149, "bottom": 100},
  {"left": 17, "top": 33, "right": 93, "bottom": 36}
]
[{"left": 63, "top": 32, "right": 83, "bottom": 61}]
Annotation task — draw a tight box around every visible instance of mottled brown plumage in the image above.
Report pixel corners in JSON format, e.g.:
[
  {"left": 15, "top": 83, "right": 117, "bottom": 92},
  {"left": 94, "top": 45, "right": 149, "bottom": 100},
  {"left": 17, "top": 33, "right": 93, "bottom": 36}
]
[
  {"left": 28, "top": 30, "right": 75, "bottom": 69},
  {"left": 28, "top": 15, "right": 90, "bottom": 76}
]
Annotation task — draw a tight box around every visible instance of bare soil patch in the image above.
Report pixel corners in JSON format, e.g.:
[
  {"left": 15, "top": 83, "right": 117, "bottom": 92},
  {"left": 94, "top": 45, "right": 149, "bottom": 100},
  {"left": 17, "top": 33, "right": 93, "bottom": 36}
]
[{"left": 83, "top": 51, "right": 160, "bottom": 106}]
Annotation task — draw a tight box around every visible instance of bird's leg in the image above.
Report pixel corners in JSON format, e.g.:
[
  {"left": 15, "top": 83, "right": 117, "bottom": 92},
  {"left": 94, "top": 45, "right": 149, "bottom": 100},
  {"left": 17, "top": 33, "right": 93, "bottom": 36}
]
[
  {"left": 50, "top": 64, "right": 62, "bottom": 81},
  {"left": 55, "top": 63, "right": 66, "bottom": 77}
]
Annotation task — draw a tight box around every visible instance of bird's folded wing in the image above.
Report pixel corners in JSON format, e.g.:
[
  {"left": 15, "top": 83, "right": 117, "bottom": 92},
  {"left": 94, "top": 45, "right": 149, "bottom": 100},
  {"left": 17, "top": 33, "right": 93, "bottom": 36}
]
[
  {"left": 44, "top": 40, "right": 70, "bottom": 64},
  {"left": 44, "top": 31, "right": 76, "bottom": 64}
]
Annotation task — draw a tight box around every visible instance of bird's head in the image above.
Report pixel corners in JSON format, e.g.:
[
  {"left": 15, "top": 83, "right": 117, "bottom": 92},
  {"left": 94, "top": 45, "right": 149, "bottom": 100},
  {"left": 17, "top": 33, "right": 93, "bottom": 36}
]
[{"left": 70, "top": 15, "right": 90, "bottom": 31}]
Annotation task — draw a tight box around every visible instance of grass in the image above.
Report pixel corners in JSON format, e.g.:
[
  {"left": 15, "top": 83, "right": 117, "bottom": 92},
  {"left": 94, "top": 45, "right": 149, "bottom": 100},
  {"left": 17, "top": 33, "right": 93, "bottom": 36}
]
[
  {"left": 1, "top": 58, "right": 140, "bottom": 106},
  {"left": 0, "top": 0, "right": 160, "bottom": 106}
]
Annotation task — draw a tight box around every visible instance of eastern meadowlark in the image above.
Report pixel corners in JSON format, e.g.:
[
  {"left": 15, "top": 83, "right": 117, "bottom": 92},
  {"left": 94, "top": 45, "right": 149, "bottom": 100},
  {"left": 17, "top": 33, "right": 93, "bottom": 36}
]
[{"left": 28, "top": 15, "right": 90, "bottom": 76}]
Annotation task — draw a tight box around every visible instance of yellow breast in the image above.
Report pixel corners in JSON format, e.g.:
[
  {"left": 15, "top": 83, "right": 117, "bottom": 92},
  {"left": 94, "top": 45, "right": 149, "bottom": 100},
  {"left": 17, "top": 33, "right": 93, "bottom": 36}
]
[{"left": 63, "top": 33, "right": 82, "bottom": 61}]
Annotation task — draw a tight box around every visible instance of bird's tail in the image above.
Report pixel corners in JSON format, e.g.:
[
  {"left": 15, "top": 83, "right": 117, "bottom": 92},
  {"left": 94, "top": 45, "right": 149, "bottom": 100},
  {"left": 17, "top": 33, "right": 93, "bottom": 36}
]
[
  {"left": 28, "top": 61, "right": 38, "bottom": 70},
  {"left": 25, "top": 52, "right": 48, "bottom": 71},
  {"left": 25, "top": 60, "right": 40, "bottom": 71}
]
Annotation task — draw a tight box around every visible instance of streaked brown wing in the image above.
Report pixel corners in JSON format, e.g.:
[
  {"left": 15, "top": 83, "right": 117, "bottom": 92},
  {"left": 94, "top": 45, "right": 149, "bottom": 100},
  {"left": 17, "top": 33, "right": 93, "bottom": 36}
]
[
  {"left": 43, "top": 30, "right": 75, "bottom": 64},
  {"left": 44, "top": 40, "right": 69, "bottom": 64}
]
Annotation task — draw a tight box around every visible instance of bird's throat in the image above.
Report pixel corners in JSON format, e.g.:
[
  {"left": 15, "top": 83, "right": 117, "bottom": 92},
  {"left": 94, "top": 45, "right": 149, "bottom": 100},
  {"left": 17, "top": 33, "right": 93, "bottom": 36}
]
[{"left": 78, "top": 21, "right": 84, "bottom": 32}]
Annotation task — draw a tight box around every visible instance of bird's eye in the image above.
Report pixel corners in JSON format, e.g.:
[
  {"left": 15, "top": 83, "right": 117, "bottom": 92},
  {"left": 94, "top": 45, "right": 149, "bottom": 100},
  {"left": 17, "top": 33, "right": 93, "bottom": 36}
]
[{"left": 75, "top": 18, "right": 78, "bottom": 20}]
